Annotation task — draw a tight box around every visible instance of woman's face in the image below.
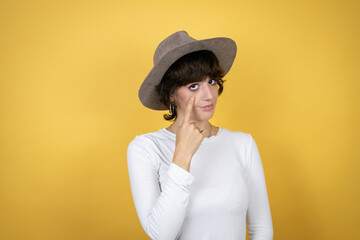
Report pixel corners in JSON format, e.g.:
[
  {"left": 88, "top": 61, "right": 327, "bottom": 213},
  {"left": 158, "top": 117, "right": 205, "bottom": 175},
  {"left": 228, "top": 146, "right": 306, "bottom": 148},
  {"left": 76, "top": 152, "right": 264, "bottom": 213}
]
[{"left": 170, "top": 76, "right": 219, "bottom": 122}]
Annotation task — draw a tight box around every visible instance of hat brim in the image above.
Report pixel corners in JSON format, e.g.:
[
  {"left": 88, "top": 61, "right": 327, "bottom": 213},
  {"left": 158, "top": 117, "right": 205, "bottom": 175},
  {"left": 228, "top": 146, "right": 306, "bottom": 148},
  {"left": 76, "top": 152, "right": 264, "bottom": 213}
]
[{"left": 139, "top": 37, "right": 237, "bottom": 110}]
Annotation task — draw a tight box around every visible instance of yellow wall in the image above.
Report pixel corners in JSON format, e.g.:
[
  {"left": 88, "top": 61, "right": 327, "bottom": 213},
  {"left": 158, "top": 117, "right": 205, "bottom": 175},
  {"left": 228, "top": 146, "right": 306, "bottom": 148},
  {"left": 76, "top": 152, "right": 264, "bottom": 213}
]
[{"left": 1, "top": 0, "right": 359, "bottom": 239}]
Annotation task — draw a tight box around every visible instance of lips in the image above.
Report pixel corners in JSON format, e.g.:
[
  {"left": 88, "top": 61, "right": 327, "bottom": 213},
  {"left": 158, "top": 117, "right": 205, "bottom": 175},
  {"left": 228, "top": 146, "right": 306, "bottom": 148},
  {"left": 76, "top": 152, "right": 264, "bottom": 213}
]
[{"left": 200, "top": 104, "right": 214, "bottom": 111}]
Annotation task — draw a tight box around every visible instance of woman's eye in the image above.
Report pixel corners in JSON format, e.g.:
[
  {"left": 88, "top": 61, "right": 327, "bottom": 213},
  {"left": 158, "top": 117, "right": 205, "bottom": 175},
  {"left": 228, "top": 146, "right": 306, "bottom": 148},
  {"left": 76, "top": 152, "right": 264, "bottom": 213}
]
[
  {"left": 189, "top": 84, "right": 199, "bottom": 90},
  {"left": 209, "top": 79, "right": 217, "bottom": 85}
]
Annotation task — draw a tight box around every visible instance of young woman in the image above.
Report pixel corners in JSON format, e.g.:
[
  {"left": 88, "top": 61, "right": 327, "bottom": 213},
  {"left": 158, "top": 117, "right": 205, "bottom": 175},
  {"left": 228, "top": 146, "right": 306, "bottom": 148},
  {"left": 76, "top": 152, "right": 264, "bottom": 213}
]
[{"left": 127, "top": 31, "right": 274, "bottom": 240}]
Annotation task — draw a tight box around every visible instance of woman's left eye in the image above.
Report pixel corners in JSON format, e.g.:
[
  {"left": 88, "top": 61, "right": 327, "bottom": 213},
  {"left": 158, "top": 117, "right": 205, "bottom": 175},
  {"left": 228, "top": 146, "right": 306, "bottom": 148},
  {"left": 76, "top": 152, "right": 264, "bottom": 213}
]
[{"left": 209, "top": 79, "right": 216, "bottom": 85}]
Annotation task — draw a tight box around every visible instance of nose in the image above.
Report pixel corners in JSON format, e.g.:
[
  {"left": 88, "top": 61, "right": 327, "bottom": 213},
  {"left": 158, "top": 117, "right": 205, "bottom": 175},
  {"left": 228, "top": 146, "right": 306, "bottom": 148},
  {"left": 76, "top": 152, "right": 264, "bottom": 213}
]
[{"left": 202, "top": 84, "right": 215, "bottom": 101}]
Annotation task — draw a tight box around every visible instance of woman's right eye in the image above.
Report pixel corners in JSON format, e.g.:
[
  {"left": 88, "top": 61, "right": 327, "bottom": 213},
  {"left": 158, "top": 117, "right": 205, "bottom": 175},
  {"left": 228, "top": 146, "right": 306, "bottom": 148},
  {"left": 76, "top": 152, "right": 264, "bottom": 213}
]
[{"left": 189, "top": 84, "right": 199, "bottom": 91}]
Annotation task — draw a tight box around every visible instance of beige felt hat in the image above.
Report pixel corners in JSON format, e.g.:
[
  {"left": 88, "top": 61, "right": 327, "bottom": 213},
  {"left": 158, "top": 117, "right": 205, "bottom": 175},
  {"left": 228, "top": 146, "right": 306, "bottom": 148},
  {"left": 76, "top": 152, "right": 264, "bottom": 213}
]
[{"left": 139, "top": 30, "right": 237, "bottom": 110}]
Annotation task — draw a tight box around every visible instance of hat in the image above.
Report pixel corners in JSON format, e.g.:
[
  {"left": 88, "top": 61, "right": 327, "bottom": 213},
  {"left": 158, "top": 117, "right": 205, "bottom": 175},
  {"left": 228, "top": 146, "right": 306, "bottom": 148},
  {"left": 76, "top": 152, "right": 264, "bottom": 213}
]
[{"left": 139, "top": 30, "right": 237, "bottom": 110}]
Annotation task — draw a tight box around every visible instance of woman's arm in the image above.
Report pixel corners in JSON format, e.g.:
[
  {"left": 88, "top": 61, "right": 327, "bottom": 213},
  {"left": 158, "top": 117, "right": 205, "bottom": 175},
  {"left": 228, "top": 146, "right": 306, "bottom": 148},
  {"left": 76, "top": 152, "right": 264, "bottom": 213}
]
[
  {"left": 245, "top": 134, "right": 274, "bottom": 240},
  {"left": 127, "top": 97, "right": 207, "bottom": 239},
  {"left": 127, "top": 136, "right": 194, "bottom": 240}
]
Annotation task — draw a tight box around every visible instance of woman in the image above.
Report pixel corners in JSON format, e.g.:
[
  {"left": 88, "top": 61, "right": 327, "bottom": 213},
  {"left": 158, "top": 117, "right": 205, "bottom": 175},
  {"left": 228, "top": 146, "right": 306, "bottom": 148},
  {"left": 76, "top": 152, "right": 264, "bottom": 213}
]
[{"left": 127, "top": 31, "right": 274, "bottom": 240}]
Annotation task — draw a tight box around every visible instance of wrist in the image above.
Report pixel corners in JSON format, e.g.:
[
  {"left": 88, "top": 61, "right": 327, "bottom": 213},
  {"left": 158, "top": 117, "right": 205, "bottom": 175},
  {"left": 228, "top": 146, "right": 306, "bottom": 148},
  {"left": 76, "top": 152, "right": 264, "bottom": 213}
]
[{"left": 172, "top": 151, "right": 192, "bottom": 172}]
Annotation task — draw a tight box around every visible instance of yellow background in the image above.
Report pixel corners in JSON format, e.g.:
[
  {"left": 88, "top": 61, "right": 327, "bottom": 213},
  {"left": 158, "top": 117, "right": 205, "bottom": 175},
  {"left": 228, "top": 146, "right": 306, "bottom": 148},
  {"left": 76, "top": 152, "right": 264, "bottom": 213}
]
[{"left": 1, "top": 0, "right": 359, "bottom": 239}]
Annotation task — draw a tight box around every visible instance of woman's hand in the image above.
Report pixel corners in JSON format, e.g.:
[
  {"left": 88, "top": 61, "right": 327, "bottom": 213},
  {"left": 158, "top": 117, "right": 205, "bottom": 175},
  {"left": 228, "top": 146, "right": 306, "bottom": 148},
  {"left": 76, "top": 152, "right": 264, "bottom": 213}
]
[{"left": 172, "top": 96, "right": 208, "bottom": 172}]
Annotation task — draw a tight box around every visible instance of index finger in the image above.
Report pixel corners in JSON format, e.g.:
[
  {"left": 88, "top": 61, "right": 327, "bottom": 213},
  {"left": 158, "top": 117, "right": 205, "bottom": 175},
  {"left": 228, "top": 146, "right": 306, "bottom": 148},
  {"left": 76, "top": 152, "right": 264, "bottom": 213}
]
[{"left": 183, "top": 96, "right": 195, "bottom": 124}]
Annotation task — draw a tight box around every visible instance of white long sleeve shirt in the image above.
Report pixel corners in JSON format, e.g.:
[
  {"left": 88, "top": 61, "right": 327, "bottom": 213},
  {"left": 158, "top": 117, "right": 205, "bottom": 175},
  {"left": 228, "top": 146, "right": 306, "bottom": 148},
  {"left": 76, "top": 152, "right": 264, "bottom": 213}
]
[{"left": 127, "top": 127, "right": 273, "bottom": 240}]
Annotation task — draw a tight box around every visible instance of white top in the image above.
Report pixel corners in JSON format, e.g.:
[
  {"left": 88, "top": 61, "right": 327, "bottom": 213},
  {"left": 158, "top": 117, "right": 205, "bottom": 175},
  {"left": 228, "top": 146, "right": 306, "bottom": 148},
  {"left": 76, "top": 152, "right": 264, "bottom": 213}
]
[{"left": 127, "top": 127, "right": 273, "bottom": 240}]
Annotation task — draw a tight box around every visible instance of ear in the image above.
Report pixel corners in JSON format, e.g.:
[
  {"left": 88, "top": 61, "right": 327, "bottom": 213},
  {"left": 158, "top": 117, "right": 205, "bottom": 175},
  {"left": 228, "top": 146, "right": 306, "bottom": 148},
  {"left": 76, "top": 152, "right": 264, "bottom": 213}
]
[{"left": 169, "top": 90, "right": 177, "bottom": 103}]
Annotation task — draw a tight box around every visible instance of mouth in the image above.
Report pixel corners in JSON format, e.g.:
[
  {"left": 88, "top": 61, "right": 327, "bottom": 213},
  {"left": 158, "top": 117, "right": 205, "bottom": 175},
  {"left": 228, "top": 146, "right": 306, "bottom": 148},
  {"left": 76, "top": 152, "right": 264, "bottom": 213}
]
[{"left": 200, "top": 104, "right": 214, "bottom": 111}]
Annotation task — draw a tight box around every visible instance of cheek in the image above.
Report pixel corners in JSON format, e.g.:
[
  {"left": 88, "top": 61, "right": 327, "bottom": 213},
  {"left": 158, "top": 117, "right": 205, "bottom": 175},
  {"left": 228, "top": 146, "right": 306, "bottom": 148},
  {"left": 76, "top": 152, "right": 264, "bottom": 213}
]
[
  {"left": 211, "top": 88, "right": 219, "bottom": 101},
  {"left": 213, "top": 89, "right": 219, "bottom": 97},
  {"left": 175, "top": 89, "right": 192, "bottom": 108}
]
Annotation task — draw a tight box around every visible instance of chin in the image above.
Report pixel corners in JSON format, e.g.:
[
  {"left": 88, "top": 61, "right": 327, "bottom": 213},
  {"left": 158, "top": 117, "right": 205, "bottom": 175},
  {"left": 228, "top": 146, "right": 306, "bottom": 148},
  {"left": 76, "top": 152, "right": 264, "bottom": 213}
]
[{"left": 195, "top": 111, "right": 215, "bottom": 121}]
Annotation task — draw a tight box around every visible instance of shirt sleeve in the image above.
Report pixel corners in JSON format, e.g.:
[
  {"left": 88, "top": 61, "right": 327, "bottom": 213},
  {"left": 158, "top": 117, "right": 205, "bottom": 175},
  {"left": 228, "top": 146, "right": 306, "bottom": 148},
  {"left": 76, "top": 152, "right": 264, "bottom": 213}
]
[
  {"left": 127, "top": 136, "right": 195, "bottom": 240},
  {"left": 245, "top": 134, "right": 274, "bottom": 240}
]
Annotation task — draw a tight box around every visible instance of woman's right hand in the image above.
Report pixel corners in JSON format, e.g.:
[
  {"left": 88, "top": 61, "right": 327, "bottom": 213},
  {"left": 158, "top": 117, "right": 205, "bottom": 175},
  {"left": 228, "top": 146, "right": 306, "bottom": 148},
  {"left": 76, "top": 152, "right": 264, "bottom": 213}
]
[{"left": 172, "top": 96, "right": 208, "bottom": 172}]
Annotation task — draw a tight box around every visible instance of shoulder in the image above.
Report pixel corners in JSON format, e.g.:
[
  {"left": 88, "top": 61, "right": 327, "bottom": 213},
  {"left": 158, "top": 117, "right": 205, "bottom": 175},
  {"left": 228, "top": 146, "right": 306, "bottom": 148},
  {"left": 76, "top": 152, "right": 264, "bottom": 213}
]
[
  {"left": 127, "top": 129, "right": 169, "bottom": 169},
  {"left": 220, "top": 128, "right": 257, "bottom": 158},
  {"left": 220, "top": 128, "right": 261, "bottom": 171},
  {"left": 127, "top": 128, "right": 170, "bottom": 153},
  {"left": 219, "top": 128, "right": 257, "bottom": 171},
  {"left": 220, "top": 127, "right": 253, "bottom": 146}
]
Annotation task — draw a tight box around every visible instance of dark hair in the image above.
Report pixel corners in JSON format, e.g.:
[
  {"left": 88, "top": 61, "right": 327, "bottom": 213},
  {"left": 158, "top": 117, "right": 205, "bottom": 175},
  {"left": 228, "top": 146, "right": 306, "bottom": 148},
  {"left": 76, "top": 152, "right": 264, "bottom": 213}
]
[{"left": 156, "top": 50, "right": 226, "bottom": 121}]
